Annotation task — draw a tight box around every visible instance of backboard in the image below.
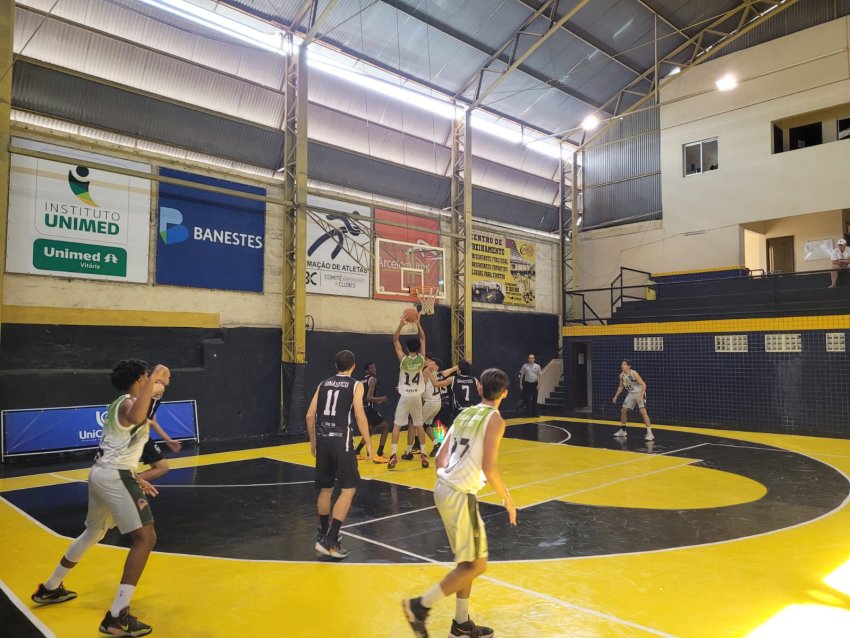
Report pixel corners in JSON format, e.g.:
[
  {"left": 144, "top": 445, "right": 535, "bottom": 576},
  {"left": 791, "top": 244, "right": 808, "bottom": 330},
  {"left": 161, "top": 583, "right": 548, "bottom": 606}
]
[{"left": 375, "top": 238, "right": 445, "bottom": 302}]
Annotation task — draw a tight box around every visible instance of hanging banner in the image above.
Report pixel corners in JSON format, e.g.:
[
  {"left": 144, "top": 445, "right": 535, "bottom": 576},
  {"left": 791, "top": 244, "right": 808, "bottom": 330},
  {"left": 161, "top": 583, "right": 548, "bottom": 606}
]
[
  {"left": 470, "top": 230, "right": 536, "bottom": 307},
  {"left": 306, "top": 196, "right": 371, "bottom": 298},
  {"left": 156, "top": 168, "right": 266, "bottom": 292},
  {"left": 6, "top": 138, "right": 151, "bottom": 282}
]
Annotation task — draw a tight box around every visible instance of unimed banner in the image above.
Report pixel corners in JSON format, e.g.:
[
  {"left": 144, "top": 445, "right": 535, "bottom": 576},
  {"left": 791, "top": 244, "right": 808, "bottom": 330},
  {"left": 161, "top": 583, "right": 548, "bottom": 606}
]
[
  {"left": 470, "top": 230, "right": 536, "bottom": 307},
  {"left": 6, "top": 138, "right": 151, "bottom": 282},
  {"left": 156, "top": 168, "right": 266, "bottom": 292},
  {"left": 306, "top": 196, "right": 371, "bottom": 298},
  {"left": 1, "top": 401, "right": 199, "bottom": 458}
]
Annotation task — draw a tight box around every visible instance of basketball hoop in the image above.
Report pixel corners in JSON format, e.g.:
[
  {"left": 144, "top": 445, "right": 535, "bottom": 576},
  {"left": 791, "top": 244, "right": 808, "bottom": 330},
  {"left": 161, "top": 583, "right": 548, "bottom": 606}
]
[{"left": 413, "top": 286, "right": 439, "bottom": 315}]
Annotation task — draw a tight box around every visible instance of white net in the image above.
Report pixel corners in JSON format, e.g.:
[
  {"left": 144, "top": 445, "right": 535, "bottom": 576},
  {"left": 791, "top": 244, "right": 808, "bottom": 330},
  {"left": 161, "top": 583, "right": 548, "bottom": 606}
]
[{"left": 414, "top": 286, "right": 439, "bottom": 315}]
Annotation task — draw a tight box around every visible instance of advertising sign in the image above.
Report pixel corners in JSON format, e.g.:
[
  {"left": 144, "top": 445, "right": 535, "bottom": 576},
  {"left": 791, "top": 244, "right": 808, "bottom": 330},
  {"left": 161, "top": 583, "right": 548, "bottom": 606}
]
[
  {"left": 470, "top": 230, "right": 536, "bottom": 307},
  {"left": 2, "top": 401, "right": 199, "bottom": 458},
  {"left": 156, "top": 168, "right": 266, "bottom": 292},
  {"left": 306, "top": 196, "right": 371, "bottom": 297},
  {"left": 6, "top": 138, "right": 151, "bottom": 282}
]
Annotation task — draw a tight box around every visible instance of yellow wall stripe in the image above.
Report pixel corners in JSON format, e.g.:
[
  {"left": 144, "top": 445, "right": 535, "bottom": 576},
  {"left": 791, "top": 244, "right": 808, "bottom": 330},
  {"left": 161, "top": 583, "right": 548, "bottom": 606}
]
[
  {"left": 651, "top": 265, "right": 746, "bottom": 278},
  {"left": 564, "top": 314, "right": 850, "bottom": 337},
  {"left": 1, "top": 305, "right": 220, "bottom": 328}
]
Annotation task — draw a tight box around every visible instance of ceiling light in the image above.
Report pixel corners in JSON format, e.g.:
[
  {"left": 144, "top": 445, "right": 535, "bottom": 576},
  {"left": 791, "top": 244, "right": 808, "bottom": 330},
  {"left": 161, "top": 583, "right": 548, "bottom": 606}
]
[
  {"left": 580, "top": 114, "right": 599, "bottom": 130},
  {"left": 470, "top": 116, "right": 523, "bottom": 143},
  {"left": 716, "top": 73, "right": 738, "bottom": 91},
  {"left": 666, "top": 66, "right": 681, "bottom": 77}
]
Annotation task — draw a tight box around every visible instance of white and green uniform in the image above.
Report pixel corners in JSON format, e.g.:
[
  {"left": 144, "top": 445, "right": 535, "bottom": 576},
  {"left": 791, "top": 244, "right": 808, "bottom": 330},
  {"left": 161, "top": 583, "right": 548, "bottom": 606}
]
[
  {"left": 434, "top": 404, "right": 497, "bottom": 563},
  {"left": 87, "top": 395, "right": 154, "bottom": 534},
  {"left": 621, "top": 371, "right": 645, "bottom": 410},
  {"left": 395, "top": 354, "right": 426, "bottom": 426},
  {"left": 422, "top": 373, "right": 442, "bottom": 426}
]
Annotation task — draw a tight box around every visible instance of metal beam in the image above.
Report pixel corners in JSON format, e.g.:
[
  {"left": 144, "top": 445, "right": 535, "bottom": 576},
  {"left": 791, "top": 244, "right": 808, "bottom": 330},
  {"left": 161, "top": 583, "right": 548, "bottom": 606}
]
[
  {"left": 450, "top": 111, "right": 472, "bottom": 364},
  {"left": 0, "top": 1, "right": 12, "bottom": 344}
]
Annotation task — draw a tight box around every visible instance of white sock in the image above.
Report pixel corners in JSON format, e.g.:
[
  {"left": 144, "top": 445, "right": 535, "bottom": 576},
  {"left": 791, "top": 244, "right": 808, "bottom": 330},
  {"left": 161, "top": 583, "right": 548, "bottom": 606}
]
[
  {"left": 44, "top": 564, "right": 71, "bottom": 590},
  {"left": 406, "top": 445, "right": 413, "bottom": 454},
  {"left": 421, "top": 584, "right": 446, "bottom": 609},
  {"left": 391, "top": 444, "right": 398, "bottom": 455},
  {"left": 455, "top": 597, "right": 469, "bottom": 623},
  {"left": 110, "top": 584, "right": 135, "bottom": 616}
]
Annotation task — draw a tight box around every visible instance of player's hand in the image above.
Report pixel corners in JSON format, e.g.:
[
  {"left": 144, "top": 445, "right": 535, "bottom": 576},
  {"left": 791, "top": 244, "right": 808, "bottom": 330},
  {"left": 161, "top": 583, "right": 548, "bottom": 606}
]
[
  {"left": 166, "top": 440, "right": 182, "bottom": 453},
  {"left": 150, "top": 364, "right": 171, "bottom": 386},
  {"left": 504, "top": 500, "right": 517, "bottom": 526},
  {"left": 612, "top": 397, "right": 617, "bottom": 404},
  {"left": 137, "top": 477, "right": 158, "bottom": 497},
  {"left": 310, "top": 440, "right": 316, "bottom": 457},
  {"left": 365, "top": 448, "right": 374, "bottom": 461}
]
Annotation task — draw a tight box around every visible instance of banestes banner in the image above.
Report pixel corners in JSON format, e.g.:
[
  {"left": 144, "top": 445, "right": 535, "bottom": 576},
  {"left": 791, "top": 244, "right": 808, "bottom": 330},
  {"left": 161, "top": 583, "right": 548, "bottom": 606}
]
[
  {"left": 1, "top": 401, "right": 199, "bottom": 458},
  {"left": 156, "top": 168, "right": 266, "bottom": 292},
  {"left": 6, "top": 138, "right": 151, "bottom": 282}
]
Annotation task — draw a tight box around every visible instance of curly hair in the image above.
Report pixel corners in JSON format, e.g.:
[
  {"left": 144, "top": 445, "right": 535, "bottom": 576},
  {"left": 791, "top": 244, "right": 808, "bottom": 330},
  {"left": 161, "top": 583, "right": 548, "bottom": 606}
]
[{"left": 110, "top": 359, "right": 149, "bottom": 392}]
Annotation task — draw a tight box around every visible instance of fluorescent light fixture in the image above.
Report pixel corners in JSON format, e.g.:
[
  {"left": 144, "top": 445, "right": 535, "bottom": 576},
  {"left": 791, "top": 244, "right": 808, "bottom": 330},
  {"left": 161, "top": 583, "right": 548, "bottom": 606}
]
[
  {"left": 716, "top": 73, "right": 738, "bottom": 91},
  {"left": 523, "top": 136, "right": 564, "bottom": 159},
  {"left": 666, "top": 66, "right": 681, "bottom": 77},
  {"left": 580, "top": 114, "right": 600, "bottom": 130},
  {"left": 470, "top": 116, "right": 523, "bottom": 143},
  {"left": 136, "top": 0, "right": 287, "bottom": 54}
]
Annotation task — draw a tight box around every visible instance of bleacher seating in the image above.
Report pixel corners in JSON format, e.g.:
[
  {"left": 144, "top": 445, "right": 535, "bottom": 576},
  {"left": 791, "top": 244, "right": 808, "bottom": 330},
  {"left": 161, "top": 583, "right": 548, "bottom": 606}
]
[{"left": 609, "top": 271, "right": 850, "bottom": 323}]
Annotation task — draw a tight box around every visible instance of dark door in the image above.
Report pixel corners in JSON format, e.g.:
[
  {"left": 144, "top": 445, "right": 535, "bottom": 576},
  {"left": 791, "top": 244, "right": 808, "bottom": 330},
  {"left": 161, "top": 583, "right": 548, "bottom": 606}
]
[
  {"left": 571, "top": 342, "right": 590, "bottom": 411},
  {"left": 767, "top": 236, "right": 795, "bottom": 273}
]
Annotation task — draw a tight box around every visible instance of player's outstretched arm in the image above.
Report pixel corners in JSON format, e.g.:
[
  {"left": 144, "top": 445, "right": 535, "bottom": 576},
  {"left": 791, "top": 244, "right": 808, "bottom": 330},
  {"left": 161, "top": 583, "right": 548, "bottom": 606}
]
[
  {"left": 416, "top": 319, "right": 426, "bottom": 356},
  {"left": 392, "top": 316, "right": 406, "bottom": 361},
  {"left": 482, "top": 413, "right": 516, "bottom": 525},
  {"left": 306, "top": 386, "right": 320, "bottom": 457},
  {"left": 149, "top": 419, "right": 182, "bottom": 453},
  {"left": 353, "top": 383, "right": 372, "bottom": 459},
  {"left": 120, "top": 364, "right": 170, "bottom": 428}
]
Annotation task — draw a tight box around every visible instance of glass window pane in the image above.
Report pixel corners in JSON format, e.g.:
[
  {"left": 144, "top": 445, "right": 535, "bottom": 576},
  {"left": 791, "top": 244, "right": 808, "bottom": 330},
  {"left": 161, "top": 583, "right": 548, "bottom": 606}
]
[
  {"left": 684, "top": 144, "right": 701, "bottom": 175},
  {"left": 702, "top": 140, "right": 718, "bottom": 171}
]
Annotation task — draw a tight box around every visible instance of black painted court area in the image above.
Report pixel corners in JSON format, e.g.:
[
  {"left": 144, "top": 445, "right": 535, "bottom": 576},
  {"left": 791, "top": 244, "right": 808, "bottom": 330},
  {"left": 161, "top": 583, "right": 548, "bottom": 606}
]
[{"left": 4, "top": 421, "right": 848, "bottom": 563}]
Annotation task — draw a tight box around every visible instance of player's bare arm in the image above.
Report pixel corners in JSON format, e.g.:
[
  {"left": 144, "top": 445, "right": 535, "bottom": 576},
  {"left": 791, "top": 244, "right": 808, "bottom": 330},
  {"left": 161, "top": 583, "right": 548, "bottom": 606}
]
[
  {"left": 435, "top": 429, "right": 453, "bottom": 470},
  {"left": 392, "top": 317, "right": 407, "bottom": 361},
  {"left": 482, "top": 413, "right": 516, "bottom": 525},
  {"left": 612, "top": 378, "right": 624, "bottom": 403},
  {"left": 119, "top": 364, "right": 170, "bottom": 427},
  {"left": 367, "top": 377, "right": 386, "bottom": 404},
  {"left": 352, "top": 383, "right": 373, "bottom": 459},
  {"left": 306, "top": 386, "right": 320, "bottom": 457},
  {"left": 633, "top": 370, "right": 648, "bottom": 400},
  {"left": 415, "top": 319, "right": 426, "bottom": 356}
]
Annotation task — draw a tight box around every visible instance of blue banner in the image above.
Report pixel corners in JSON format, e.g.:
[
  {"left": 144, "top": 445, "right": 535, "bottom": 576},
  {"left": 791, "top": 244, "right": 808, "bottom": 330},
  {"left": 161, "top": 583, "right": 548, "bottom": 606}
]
[
  {"left": 156, "top": 168, "right": 265, "bottom": 292},
  {"left": 2, "top": 401, "right": 198, "bottom": 457}
]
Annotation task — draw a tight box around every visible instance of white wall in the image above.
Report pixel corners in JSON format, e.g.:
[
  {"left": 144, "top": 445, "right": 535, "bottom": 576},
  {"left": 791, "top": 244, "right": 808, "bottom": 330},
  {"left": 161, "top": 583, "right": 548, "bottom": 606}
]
[
  {"left": 575, "top": 16, "right": 850, "bottom": 291},
  {"left": 746, "top": 209, "right": 844, "bottom": 273}
]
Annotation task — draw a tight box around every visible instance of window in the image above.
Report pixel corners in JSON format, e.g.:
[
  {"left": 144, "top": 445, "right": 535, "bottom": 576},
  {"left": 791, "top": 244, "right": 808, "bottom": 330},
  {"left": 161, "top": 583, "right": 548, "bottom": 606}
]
[
  {"left": 715, "top": 335, "right": 748, "bottom": 352},
  {"left": 839, "top": 118, "right": 850, "bottom": 141},
  {"left": 634, "top": 337, "right": 663, "bottom": 352},
  {"left": 789, "top": 122, "right": 822, "bottom": 150},
  {"left": 826, "top": 333, "right": 845, "bottom": 352},
  {"left": 683, "top": 139, "right": 718, "bottom": 176},
  {"left": 765, "top": 334, "right": 802, "bottom": 353}
]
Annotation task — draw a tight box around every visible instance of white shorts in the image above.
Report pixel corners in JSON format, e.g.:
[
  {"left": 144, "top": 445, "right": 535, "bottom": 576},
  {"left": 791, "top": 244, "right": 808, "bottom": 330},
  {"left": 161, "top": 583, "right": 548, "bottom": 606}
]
[
  {"left": 623, "top": 393, "right": 645, "bottom": 410},
  {"left": 434, "top": 479, "right": 488, "bottom": 564},
  {"left": 422, "top": 401, "right": 441, "bottom": 426},
  {"left": 395, "top": 395, "right": 424, "bottom": 426},
  {"left": 85, "top": 464, "right": 153, "bottom": 535}
]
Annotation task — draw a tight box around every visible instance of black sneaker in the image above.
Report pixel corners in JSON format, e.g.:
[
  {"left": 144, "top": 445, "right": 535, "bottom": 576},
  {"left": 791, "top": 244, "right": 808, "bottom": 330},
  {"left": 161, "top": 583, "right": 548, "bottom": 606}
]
[
  {"left": 402, "top": 597, "right": 430, "bottom": 637},
  {"left": 32, "top": 582, "right": 77, "bottom": 605},
  {"left": 401, "top": 451, "right": 415, "bottom": 461},
  {"left": 318, "top": 534, "right": 349, "bottom": 560},
  {"left": 99, "top": 607, "right": 152, "bottom": 637},
  {"left": 315, "top": 529, "right": 330, "bottom": 557},
  {"left": 450, "top": 618, "right": 494, "bottom": 637},
  {"left": 429, "top": 441, "right": 441, "bottom": 458}
]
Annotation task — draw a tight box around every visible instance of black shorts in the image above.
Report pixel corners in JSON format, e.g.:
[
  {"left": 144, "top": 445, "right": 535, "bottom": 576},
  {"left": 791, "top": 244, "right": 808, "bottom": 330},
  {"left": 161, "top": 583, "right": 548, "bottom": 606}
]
[
  {"left": 140, "top": 440, "right": 164, "bottom": 465},
  {"left": 436, "top": 404, "right": 452, "bottom": 427},
  {"left": 364, "top": 406, "right": 384, "bottom": 427},
  {"left": 315, "top": 439, "right": 360, "bottom": 489}
]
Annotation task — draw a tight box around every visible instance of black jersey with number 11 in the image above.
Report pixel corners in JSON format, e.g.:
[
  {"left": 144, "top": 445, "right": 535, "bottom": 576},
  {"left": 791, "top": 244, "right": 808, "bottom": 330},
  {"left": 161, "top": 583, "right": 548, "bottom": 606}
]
[{"left": 316, "top": 375, "right": 359, "bottom": 440}]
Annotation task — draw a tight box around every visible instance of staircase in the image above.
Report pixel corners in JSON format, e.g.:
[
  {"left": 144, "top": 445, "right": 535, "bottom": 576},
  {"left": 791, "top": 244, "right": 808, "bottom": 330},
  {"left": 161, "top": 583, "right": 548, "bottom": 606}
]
[{"left": 542, "top": 375, "right": 565, "bottom": 409}]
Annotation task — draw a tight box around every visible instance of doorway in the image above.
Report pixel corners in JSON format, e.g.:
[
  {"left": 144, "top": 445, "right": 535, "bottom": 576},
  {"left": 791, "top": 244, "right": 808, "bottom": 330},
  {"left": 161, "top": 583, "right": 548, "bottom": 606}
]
[
  {"left": 570, "top": 342, "right": 592, "bottom": 412},
  {"left": 767, "top": 236, "right": 795, "bottom": 273}
]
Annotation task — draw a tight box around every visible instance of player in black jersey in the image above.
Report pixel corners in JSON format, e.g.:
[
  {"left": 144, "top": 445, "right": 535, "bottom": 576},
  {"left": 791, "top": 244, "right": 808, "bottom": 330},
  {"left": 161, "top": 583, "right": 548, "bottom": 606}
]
[
  {"left": 354, "top": 362, "right": 390, "bottom": 463},
  {"left": 450, "top": 359, "right": 480, "bottom": 424},
  {"left": 306, "top": 350, "right": 372, "bottom": 560},
  {"left": 135, "top": 392, "right": 182, "bottom": 483},
  {"left": 422, "top": 357, "right": 458, "bottom": 457}
]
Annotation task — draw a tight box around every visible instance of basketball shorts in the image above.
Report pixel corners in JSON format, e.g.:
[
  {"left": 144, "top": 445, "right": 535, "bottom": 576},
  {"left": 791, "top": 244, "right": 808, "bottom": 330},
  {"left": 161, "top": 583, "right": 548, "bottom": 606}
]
[
  {"left": 434, "top": 478, "right": 488, "bottom": 564},
  {"left": 140, "top": 440, "right": 164, "bottom": 465},
  {"left": 422, "top": 401, "right": 441, "bottom": 426},
  {"left": 395, "top": 395, "right": 424, "bottom": 426},
  {"left": 85, "top": 464, "right": 153, "bottom": 535},
  {"left": 623, "top": 393, "right": 646, "bottom": 410},
  {"left": 436, "top": 404, "right": 452, "bottom": 427},
  {"left": 315, "top": 439, "right": 360, "bottom": 489},
  {"left": 364, "top": 405, "right": 384, "bottom": 427}
]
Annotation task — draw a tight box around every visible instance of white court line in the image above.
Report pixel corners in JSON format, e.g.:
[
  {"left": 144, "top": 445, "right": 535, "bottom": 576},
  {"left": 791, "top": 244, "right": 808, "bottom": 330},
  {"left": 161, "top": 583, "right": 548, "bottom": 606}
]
[
  {"left": 46, "top": 472, "right": 314, "bottom": 488},
  {"left": 0, "top": 578, "right": 57, "bottom": 638},
  {"left": 341, "top": 530, "right": 676, "bottom": 637},
  {"left": 342, "top": 504, "right": 437, "bottom": 529}
]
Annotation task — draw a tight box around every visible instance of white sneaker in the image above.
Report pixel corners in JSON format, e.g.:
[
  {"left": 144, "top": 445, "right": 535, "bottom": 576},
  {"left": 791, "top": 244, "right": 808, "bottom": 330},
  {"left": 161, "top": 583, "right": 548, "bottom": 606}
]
[
  {"left": 614, "top": 428, "right": 627, "bottom": 437},
  {"left": 644, "top": 432, "right": 655, "bottom": 441}
]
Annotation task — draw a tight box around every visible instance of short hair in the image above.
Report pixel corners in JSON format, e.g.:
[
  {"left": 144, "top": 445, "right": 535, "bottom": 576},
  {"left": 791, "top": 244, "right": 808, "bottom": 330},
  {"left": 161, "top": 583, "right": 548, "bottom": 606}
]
[
  {"left": 480, "top": 368, "right": 509, "bottom": 400},
  {"left": 621, "top": 359, "right": 632, "bottom": 367},
  {"left": 111, "top": 359, "right": 149, "bottom": 392},
  {"left": 406, "top": 337, "right": 421, "bottom": 354},
  {"left": 458, "top": 359, "right": 472, "bottom": 376},
  {"left": 363, "top": 361, "right": 375, "bottom": 370},
  {"left": 432, "top": 358, "right": 443, "bottom": 369},
  {"left": 335, "top": 350, "right": 356, "bottom": 372}
]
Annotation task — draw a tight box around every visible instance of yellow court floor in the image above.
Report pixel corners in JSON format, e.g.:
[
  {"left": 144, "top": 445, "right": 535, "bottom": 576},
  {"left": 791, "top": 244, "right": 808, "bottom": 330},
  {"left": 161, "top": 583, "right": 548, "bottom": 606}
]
[{"left": 2, "top": 416, "right": 850, "bottom": 637}]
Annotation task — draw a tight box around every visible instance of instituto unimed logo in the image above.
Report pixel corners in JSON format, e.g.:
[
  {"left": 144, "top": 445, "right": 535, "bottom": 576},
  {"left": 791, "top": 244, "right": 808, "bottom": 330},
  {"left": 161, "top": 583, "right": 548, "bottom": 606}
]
[
  {"left": 159, "top": 207, "right": 189, "bottom": 244},
  {"left": 67, "top": 166, "right": 98, "bottom": 207}
]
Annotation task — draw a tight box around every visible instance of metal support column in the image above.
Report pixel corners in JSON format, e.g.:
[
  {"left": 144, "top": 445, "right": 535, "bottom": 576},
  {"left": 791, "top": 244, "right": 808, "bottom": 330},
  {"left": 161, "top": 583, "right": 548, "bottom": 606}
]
[
  {"left": 450, "top": 110, "right": 472, "bottom": 364},
  {"left": 0, "top": 2, "right": 13, "bottom": 342},
  {"left": 280, "top": 39, "right": 309, "bottom": 434},
  {"left": 559, "top": 154, "right": 573, "bottom": 327}
]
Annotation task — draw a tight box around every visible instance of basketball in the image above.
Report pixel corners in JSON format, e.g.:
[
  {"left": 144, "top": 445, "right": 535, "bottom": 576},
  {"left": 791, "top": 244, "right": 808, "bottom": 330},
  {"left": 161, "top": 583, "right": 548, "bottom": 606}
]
[{"left": 403, "top": 307, "right": 420, "bottom": 323}]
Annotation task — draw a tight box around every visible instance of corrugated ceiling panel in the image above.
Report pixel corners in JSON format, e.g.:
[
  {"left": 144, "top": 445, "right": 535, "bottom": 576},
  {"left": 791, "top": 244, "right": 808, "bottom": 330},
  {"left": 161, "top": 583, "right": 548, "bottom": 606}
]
[
  {"left": 645, "top": 0, "right": 742, "bottom": 36},
  {"left": 471, "top": 157, "right": 559, "bottom": 205},
  {"left": 473, "top": 187, "right": 559, "bottom": 231}
]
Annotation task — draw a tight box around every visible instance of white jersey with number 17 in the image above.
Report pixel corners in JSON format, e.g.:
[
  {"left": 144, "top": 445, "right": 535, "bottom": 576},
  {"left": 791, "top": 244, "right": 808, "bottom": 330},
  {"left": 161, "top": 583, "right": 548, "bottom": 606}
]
[{"left": 437, "top": 404, "right": 497, "bottom": 494}]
